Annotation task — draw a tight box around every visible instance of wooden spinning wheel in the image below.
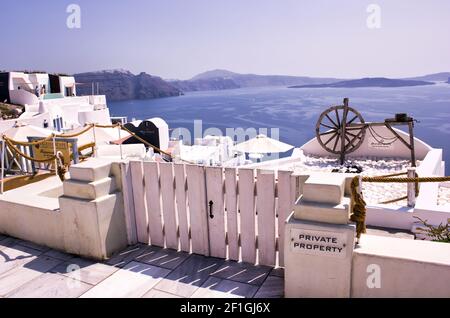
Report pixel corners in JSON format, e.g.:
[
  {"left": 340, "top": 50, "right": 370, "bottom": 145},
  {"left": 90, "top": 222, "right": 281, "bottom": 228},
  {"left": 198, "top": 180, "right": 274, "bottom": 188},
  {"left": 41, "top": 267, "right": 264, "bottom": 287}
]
[{"left": 315, "top": 100, "right": 366, "bottom": 155}]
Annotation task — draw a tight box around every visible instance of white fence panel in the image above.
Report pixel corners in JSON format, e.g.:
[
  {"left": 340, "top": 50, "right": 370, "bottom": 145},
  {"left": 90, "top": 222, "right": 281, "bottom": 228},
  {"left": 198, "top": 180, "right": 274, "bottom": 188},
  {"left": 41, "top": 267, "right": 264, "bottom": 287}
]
[
  {"left": 143, "top": 162, "right": 165, "bottom": 247},
  {"left": 159, "top": 162, "right": 179, "bottom": 250},
  {"left": 206, "top": 166, "right": 226, "bottom": 259},
  {"left": 130, "top": 160, "right": 149, "bottom": 243}
]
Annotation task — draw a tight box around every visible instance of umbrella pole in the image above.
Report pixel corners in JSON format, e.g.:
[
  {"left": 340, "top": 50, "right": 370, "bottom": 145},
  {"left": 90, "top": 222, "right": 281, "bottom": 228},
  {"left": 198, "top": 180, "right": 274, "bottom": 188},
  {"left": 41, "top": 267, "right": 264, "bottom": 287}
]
[
  {"left": 93, "top": 125, "right": 98, "bottom": 158},
  {"left": 118, "top": 125, "right": 123, "bottom": 159},
  {"left": 1, "top": 137, "right": 5, "bottom": 194},
  {"left": 52, "top": 135, "right": 58, "bottom": 177}
]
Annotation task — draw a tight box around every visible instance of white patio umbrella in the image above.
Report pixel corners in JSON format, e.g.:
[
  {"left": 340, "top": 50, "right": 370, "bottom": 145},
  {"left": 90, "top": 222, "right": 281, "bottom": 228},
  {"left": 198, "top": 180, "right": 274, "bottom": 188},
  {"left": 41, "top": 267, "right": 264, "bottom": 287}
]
[
  {"left": 3, "top": 124, "right": 56, "bottom": 141},
  {"left": 233, "top": 134, "right": 294, "bottom": 154},
  {"left": 65, "top": 125, "right": 131, "bottom": 147}
]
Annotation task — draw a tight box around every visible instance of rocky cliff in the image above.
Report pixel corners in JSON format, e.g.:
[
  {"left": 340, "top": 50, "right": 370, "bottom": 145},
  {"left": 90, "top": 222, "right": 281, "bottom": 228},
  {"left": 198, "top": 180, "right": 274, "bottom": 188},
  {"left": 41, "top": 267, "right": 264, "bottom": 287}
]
[
  {"left": 170, "top": 69, "right": 342, "bottom": 92},
  {"left": 74, "top": 69, "right": 182, "bottom": 101},
  {"left": 170, "top": 77, "right": 240, "bottom": 91}
]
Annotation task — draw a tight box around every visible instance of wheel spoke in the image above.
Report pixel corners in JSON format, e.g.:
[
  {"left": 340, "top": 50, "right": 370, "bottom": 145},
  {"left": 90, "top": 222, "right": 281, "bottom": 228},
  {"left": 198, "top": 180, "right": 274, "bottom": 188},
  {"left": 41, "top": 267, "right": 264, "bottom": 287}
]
[
  {"left": 320, "top": 123, "right": 335, "bottom": 130},
  {"left": 346, "top": 129, "right": 364, "bottom": 149},
  {"left": 332, "top": 134, "right": 340, "bottom": 152},
  {"left": 323, "top": 132, "right": 338, "bottom": 147},
  {"left": 325, "top": 114, "right": 339, "bottom": 128},
  {"left": 344, "top": 134, "right": 355, "bottom": 150},
  {"left": 335, "top": 109, "right": 341, "bottom": 127},
  {"left": 320, "top": 129, "right": 337, "bottom": 136},
  {"left": 346, "top": 115, "right": 359, "bottom": 125},
  {"left": 347, "top": 130, "right": 362, "bottom": 139},
  {"left": 346, "top": 127, "right": 365, "bottom": 131}
]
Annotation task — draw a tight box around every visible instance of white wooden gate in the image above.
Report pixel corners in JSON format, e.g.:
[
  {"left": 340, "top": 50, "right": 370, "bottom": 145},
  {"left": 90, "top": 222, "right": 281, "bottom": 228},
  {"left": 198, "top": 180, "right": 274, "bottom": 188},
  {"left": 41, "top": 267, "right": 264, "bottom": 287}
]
[{"left": 121, "top": 160, "right": 296, "bottom": 267}]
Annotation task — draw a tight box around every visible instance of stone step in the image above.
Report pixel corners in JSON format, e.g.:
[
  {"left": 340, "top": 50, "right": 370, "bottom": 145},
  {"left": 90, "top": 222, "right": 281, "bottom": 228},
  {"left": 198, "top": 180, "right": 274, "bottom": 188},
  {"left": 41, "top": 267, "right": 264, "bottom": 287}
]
[
  {"left": 302, "top": 173, "right": 346, "bottom": 205},
  {"left": 294, "top": 195, "right": 351, "bottom": 224},
  {"left": 69, "top": 158, "right": 112, "bottom": 182},
  {"left": 63, "top": 176, "right": 118, "bottom": 200}
]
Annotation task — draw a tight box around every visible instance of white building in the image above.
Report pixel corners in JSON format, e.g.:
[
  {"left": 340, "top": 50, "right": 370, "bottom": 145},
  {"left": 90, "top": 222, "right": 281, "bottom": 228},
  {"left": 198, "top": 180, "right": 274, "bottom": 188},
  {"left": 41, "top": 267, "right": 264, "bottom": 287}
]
[{"left": 0, "top": 71, "right": 111, "bottom": 133}]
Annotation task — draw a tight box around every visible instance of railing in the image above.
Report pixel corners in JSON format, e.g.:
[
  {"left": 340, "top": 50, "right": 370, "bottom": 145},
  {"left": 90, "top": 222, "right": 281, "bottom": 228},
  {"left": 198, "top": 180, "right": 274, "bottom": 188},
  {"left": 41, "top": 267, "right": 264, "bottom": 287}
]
[{"left": 121, "top": 160, "right": 297, "bottom": 266}]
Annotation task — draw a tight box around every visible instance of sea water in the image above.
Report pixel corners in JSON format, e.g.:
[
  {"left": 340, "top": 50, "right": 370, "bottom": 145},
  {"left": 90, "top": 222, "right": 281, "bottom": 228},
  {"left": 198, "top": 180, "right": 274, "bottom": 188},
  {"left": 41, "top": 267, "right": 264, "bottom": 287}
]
[{"left": 109, "top": 84, "right": 450, "bottom": 171}]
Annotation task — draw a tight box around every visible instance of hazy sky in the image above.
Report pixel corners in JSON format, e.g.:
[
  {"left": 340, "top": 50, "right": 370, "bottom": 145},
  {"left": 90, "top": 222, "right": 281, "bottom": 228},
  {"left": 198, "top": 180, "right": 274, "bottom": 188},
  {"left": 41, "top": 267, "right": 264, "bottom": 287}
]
[{"left": 1, "top": 0, "right": 449, "bottom": 79}]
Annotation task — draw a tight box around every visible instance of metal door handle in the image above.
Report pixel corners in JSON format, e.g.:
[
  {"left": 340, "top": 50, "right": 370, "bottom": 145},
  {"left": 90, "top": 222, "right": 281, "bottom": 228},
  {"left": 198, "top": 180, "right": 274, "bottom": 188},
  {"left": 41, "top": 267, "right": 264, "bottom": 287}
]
[{"left": 208, "top": 200, "right": 214, "bottom": 219}]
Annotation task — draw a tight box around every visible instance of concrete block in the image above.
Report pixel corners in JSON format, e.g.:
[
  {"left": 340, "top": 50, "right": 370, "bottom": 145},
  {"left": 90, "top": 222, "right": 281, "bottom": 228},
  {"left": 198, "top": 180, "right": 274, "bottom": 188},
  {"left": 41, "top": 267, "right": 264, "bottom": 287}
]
[
  {"left": 294, "top": 195, "right": 350, "bottom": 224},
  {"left": 302, "top": 173, "right": 346, "bottom": 204},
  {"left": 59, "top": 192, "right": 128, "bottom": 260},
  {"left": 63, "top": 177, "right": 117, "bottom": 200},
  {"left": 284, "top": 214, "right": 356, "bottom": 298},
  {"left": 69, "top": 158, "right": 112, "bottom": 182}
]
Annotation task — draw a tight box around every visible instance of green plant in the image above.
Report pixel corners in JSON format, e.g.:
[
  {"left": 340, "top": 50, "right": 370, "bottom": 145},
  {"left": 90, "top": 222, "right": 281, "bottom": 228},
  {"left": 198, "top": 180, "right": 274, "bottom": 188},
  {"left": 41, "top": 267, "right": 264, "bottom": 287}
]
[{"left": 414, "top": 216, "right": 450, "bottom": 243}]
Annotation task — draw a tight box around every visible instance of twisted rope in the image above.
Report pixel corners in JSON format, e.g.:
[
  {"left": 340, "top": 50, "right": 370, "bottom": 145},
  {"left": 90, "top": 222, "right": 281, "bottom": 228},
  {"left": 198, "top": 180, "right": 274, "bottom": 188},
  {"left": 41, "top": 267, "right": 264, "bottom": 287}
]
[{"left": 350, "top": 174, "right": 450, "bottom": 239}]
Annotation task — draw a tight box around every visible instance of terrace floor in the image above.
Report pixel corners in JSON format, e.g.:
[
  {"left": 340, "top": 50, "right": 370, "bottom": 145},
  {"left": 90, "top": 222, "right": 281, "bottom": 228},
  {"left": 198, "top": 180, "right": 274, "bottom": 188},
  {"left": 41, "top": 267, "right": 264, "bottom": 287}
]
[{"left": 0, "top": 234, "right": 284, "bottom": 298}]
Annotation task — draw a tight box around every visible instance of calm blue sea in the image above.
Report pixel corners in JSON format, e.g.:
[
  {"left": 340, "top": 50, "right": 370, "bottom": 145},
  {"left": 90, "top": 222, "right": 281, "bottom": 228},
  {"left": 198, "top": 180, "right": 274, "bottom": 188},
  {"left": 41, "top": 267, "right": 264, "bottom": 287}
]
[{"left": 109, "top": 85, "right": 450, "bottom": 171}]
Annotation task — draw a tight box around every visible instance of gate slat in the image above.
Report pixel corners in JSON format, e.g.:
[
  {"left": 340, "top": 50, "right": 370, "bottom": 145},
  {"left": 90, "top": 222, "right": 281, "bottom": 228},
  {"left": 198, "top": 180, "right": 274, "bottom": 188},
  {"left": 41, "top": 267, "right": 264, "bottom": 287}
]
[
  {"left": 174, "top": 164, "right": 190, "bottom": 252},
  {"left": 143, "top": 161, "right": 164, "bottom": 247},
  {"left": 186, "top": 165, "right": 209, "bottom": 256},
  {"left": 159, "top": 162, "right": 179, "bottom": 250},
  {"left": 256, "top": 169, "right": 276, "bottom": 266},
  {"left": 238, "top": 168, "right": 256, "bottom": 264},
  {"left": 277, "top": 170, "right": 292, "bottom": 267},
  {"left": 224, "top": 168, "right": 239, "bottom": 261},
  {"left": 130, "top": 160, "right": 149, "bottom": 243},
  {"left": 205, "top": 166, "right": 226, "bottom": 258},
  {"left": 120, "top": 161, "right": 137, "bottom": 245}
]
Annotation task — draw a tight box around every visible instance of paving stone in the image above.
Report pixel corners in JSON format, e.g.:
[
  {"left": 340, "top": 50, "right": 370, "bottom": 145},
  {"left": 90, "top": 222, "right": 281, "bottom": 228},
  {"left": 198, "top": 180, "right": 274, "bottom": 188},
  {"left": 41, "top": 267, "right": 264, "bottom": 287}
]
[
  {"left": 43, "top": 249, "right": 76, "bottom": 262},
  {"left": 104, "top": 244, "right": 148, "bottom": 268},
  {"left": 134, "top": 246, "right": 190, "bottom": 270},
  {"left": 211, "top": 261, "right": 271, "bottom": 286},
  {"left": 254, "top": 276, "right": 284, "bottom": 298},
  {"left": 7, "top": 273, "right": 92, "bottom": 298},
  {"left": 0, "top": 237, "right": 21, "bottom": 251},
  {"left": 154, "top": 254, "right": 223, "bottom": 298},
  {"left": 270, "top": 267, "right": 284, "bottom": 278},
  {"left": 0, "top": 255, "right": 62, "bottom": 296},
  {"left": 191, "top": 276, "right": 259, "bottom": 298},
  {"left": 0, "top": 244, "right": 42, "bottom": 275},
  {"left": 80, "top": 261, "right": 170, "bottom": 298},
  {"left": 50, "top": 257, "right": 120, "bottom": 285}
]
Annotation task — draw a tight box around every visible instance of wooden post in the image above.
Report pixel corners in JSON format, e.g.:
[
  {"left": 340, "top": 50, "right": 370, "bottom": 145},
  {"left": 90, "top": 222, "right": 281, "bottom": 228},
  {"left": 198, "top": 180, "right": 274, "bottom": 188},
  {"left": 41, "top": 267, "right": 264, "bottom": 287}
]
[
  {"left": 340, "top": 98, "right": 349, "bottom": 165},
  {"left": 408, "top": 121, "right": 416, "bottom": 167},
  {"left": 407, "top": 167, "right": 416, "bottom": 207},
  {"left": 1, "top": 138, "right": 5, "bottom": 194}
]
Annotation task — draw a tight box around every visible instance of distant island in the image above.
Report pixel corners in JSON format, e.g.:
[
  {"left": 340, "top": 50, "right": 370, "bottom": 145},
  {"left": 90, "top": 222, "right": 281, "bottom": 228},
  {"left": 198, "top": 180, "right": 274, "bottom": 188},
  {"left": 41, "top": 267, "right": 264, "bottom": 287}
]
[
  {"left": 74, "top": 69, "right": 182, "bottom": 102},
  {"left": 170, "top": 69, "right": 342, "bottom": 92},
  {"left": 72, "top": 69, "right": 449, "bottom": 102},
  {"left": 288, "top": 77, "right": 435, "bottom": 89}
]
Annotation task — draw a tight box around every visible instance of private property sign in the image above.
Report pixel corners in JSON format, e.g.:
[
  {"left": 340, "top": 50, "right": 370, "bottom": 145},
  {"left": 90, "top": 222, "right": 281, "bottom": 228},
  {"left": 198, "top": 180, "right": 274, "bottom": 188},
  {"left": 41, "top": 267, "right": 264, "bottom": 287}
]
[
  {"left": 33, "top": 140, "right": 71, "bottom": 163},
  {"left": 290, "top": 228, "right": 347, "bottom": 258}
]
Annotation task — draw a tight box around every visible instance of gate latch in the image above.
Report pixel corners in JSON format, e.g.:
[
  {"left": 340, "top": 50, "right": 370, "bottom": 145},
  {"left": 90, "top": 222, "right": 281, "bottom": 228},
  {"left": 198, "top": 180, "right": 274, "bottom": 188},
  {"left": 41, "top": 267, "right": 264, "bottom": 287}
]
[{"left": 208, "top": 200, "right": 214, "bottom": 219}]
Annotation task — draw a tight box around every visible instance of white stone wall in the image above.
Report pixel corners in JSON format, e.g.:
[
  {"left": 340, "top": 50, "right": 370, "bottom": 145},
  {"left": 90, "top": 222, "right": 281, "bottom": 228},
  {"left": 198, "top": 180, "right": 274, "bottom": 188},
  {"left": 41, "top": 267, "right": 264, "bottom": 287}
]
[{"left": 352, "top": 235, "right": 450, "bottom": 297}]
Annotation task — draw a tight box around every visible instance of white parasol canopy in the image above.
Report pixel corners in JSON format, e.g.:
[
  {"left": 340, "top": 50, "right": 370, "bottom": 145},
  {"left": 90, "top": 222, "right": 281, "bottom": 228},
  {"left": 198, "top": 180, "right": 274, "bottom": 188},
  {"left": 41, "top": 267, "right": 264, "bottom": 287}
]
[
  {"left": 3, "top": 124, "right": 57, "bottom": 141},
  {"left": 65, "top": 126, "right": 131, "bottom": 147},
  {"left": 233, "top": 134, "right": 294, "bottom": 154}
]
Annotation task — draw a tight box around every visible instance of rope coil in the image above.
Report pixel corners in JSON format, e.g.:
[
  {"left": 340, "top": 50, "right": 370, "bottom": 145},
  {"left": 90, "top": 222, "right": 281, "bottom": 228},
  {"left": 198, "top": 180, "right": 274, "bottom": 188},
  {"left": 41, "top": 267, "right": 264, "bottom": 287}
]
[{"left": 350, "top": 173, "right": 450, "bottom": 240}]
